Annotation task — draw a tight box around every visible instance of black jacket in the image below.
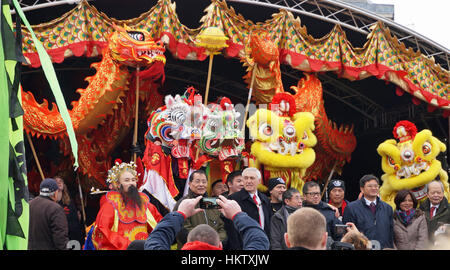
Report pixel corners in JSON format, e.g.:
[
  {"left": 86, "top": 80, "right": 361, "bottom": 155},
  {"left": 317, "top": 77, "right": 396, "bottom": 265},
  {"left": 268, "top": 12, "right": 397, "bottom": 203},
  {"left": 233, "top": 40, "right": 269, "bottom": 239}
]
[
  {"left": 144, "top": 211, "right": 269, "bottom": 250},
  {"left": 303, "top": 201, "right": 343, "bottom": 241},
  {"left": 342, "top": 197, "right": 394, "bottom": 249},
  {"left": 419, "top": 197, "right": 450, "bottom": 241},
  {"left": 270, "top": 205, "right": 290, "bottom": 250},
  {"left": 227, "top": 189, "right": 272, "bottom": 249},
  {"left": 28, "top": 196, "right": 69, "bottom": 250}
]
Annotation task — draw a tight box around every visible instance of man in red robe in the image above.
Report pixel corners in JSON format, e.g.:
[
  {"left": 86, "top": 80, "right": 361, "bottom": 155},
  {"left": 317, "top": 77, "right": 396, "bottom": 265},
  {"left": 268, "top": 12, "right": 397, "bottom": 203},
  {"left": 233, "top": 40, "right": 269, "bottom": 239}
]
[{"left": 92, "top": 159, "right": 163, "bottom": 250}]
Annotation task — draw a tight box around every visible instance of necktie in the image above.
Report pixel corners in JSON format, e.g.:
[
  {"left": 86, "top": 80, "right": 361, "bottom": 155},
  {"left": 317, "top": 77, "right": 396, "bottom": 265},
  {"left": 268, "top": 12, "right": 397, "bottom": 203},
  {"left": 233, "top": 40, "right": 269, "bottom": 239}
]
[
  {"left": 369, "top": 202, "right": 376, "bottom": 215},
  {"left": 430, "top": 206, "right": 436, "bottom": 219},
  {"left": 253, "top": 194, "right": 262, "bottom": 227}
]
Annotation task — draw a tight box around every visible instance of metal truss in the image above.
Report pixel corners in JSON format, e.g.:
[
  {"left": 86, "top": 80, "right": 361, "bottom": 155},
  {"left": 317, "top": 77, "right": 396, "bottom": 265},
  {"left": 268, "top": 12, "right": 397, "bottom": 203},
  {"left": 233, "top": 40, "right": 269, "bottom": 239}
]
[
  {"left": 10, "top": 0, "right": 85, "bottom": 14},
  {"left": 227, "top": 0, "right": 449, "bottom": 70}
]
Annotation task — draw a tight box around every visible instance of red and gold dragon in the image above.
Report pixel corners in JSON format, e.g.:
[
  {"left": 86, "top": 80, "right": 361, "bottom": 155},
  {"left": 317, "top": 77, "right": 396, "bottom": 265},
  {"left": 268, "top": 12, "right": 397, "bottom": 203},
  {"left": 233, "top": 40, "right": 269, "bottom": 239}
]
[
  {"left": 243, "top": 30, "right": 357, "bottom": 185},
  {"left": 22, "top": 25, "right": 166, "bottom": 190}
]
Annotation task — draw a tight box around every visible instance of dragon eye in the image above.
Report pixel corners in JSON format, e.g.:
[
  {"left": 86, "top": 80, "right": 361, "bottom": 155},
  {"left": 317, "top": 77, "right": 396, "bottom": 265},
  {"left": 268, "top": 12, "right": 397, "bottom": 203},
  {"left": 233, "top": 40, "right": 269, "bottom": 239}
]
[
  {"left": 127, "top": 31, "right": 145, "bottom": 41},
  {"left": 259, "top": 123, "right": 273, "bottom": 136},
  {"left": 422, "top": 142, "right": 431, "bottom": 155}
]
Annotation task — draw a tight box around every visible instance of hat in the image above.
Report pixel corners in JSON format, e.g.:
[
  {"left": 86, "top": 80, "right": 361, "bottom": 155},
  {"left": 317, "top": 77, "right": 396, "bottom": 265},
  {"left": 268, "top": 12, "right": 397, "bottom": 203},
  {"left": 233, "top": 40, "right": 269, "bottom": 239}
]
[
  {"left": 40, "top": 178, "right": 59, "bottom": 196},
  {"left": 327, "top": 179, "right": 345, "bottom": 194},
  {"left": 268, "top": 177, "right": 286, "bottom": 192}
]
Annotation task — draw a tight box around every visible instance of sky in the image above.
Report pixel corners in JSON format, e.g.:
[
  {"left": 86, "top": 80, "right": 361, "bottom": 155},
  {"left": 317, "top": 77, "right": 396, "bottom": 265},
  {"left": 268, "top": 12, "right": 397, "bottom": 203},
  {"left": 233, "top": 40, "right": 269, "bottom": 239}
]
[{"left": 371, "top": 0, "right": 449, "bottom": 50}]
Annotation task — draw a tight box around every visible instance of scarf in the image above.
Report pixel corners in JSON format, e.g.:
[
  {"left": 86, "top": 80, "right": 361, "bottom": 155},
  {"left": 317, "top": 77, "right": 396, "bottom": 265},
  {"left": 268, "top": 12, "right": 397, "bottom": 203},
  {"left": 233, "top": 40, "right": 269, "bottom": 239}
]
[
  {"left": 181, "top": 241, "right": 222, "bottom": 250},
  {"left": 396, "top": 208, "right": 415, "bottom": 226},
  {"left": 285, "top": 205, "right": 298, "bottom": 215}
]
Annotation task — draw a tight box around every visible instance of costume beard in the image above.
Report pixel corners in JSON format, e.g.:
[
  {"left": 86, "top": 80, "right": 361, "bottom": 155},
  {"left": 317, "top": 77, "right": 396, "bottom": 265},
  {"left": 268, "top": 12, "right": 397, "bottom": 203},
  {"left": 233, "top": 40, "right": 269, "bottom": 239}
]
[{"left": 119, "top": 184, "right": 142, "bottom": 208}]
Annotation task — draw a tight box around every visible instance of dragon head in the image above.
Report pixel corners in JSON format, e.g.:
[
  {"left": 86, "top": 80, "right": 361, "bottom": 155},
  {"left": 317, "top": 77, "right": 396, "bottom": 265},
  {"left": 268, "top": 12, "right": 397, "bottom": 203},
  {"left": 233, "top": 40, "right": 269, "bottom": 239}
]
[
  {"left": 109, "top": 24, "right": 166, "bottom": 68},
  {"left": 245, "top": 30, "right": 279, "bottom": 66},
  {"left": 247, "top": 107, "right": 317, "bottom": 170},
  {"left": 199, "top": 98, "right": 245, "bottom": 161},
  {"left": 377, "top": 120, "right": 448, "bottom": 202}
]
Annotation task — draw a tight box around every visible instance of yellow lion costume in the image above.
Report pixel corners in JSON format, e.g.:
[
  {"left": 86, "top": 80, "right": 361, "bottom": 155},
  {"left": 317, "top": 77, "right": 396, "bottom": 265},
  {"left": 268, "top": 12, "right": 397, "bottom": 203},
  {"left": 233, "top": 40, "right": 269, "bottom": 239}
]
[
  {"left": 247, "top": 93, "right": 317, "bottom": 192},
  {"left": 377, "top": 120, "right": 449, "bottom": 209}
]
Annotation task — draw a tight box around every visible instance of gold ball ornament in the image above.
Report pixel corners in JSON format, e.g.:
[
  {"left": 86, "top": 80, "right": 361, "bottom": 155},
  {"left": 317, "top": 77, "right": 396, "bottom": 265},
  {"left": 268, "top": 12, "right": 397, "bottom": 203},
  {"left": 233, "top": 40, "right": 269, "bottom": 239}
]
[{"left": 196, "top": 27, "right": 229, "bottom": 55}]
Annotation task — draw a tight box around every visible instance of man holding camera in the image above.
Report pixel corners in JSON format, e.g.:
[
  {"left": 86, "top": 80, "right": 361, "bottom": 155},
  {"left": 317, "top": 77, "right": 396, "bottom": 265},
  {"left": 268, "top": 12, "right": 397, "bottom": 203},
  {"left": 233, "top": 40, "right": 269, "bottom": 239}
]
[{"left": 172, "top": 170, "right": 226, "bottom": 249}]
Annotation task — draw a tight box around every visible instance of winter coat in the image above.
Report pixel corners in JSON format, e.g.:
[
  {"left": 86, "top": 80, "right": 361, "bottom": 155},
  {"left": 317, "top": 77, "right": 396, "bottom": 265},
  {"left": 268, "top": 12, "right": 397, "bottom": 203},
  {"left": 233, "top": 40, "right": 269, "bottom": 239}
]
[
  {"left": 419, "top": 197, "right": 450, "bottom": 242},
  {"left": 342, "top": 197, "right": 394, "bottom": 249},
  {"left": 173, "top": 189, "right": 226, "bottom": 249},
  {"left": 270, "top": 205, "right": 290, "bottom": 250},
  {"left": 28, "top": 196, "right": 69, "bottom": 250},
  {"left": 227, "top": 189, "right": 272, "bottom": 249},
  {"left": 59, "top": 199, "right": 85, "bottom": 245},
  {"left": 393, "top": 210, "right": 428, "bottom": 250},
  {"left": 228, "top": 189, "right": 272, "bottom": 236},
  {"left": 144, "top": 211, "right": 269, "bottom": 250},
  {"left": 303, "top": 201, "right": 343, "bottom": 241}
]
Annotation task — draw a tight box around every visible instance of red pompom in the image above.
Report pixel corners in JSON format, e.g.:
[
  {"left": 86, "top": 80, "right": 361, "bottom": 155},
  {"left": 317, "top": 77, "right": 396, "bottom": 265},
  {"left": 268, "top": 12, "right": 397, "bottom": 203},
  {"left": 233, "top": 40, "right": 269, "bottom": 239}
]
[
  {"left": 114, "top": 158, "right": 122, "bottom": 164},
  {"left": 393, "top": 120, "right": 417, "bottom": 142}
]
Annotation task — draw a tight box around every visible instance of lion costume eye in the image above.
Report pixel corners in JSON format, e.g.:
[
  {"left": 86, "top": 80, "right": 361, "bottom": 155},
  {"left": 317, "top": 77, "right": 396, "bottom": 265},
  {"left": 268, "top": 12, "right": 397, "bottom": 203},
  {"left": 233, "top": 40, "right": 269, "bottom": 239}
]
[
  {"left": 422, "top": 142, "right": 431, "bottom": 155},
  {"left": 259, "top": 123, "right": 273, "bottom": 136},
  {"left": 387, "top": 156, "right": 396, "bottom": 167},
  {"left": 302, "top": 131, "right": 308, "bottom": 140}
]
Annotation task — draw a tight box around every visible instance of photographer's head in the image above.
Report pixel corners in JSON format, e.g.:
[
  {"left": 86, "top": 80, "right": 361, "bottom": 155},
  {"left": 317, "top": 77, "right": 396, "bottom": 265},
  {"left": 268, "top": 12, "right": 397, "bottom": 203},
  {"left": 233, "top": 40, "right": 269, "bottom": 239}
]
[
  {"left": 182, "top": 224, "right": 222, "bottom": 250},
  {"left": 284, "top": 207, "right": 327, "bottom": 250}
]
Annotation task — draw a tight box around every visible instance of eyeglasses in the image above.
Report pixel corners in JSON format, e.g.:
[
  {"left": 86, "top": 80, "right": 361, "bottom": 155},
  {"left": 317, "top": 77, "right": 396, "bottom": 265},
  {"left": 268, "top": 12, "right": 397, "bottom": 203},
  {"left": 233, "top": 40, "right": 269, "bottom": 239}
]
[{"left": 305, "top": 192, "right": 321, "bottom": 197}]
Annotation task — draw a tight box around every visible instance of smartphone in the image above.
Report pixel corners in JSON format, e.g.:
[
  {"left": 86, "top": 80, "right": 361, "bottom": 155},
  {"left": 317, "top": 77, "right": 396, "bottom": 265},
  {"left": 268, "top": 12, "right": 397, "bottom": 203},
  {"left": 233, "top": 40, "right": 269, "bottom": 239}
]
[
  {"left": 199, "top": 197, "right": 221, "bottom": 209},
  {"left": 334, "top": 224, "right": 349, "bottom": 235}
]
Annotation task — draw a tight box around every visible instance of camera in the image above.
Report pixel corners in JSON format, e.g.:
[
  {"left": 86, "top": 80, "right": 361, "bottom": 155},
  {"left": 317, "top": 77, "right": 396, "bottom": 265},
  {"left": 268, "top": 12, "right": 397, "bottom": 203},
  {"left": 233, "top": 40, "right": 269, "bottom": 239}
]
[
  {"left": 334, "top": 224, "right": 349, "bottom": 235},
  {"left": 330, "top": 241, "right": 354, "bottom": 250},
  {"left": 199, "top": 197, "right": 221, "bottom": 209}
]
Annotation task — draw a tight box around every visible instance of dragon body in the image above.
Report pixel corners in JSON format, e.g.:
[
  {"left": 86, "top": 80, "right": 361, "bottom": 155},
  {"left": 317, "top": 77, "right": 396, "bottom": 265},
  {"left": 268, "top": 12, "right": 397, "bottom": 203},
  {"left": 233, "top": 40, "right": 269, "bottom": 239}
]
[{"left": 22, "top": 25, "right": 166, "bottom": 189}]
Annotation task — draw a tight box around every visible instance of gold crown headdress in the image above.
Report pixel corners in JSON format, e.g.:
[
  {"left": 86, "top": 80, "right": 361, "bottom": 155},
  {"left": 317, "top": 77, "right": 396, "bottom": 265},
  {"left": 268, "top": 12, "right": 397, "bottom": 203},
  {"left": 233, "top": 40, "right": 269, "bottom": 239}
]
[{"left": 106, "top": 158, "right": 138, "bottom": 185}]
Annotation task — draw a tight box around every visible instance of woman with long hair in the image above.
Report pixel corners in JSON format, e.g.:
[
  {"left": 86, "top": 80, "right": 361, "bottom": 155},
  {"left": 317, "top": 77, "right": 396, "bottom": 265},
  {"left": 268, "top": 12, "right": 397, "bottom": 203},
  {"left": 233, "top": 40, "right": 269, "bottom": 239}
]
[{"left": 54, "top": 175, "right": 86, "bottom": 247}]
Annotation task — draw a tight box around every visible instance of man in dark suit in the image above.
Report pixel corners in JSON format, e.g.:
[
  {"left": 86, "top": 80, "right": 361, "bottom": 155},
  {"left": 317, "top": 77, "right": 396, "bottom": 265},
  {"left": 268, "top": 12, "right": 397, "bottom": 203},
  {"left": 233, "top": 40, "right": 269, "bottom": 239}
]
[{"left": 227, "top": 167, "right": 272, "bottom": 249}]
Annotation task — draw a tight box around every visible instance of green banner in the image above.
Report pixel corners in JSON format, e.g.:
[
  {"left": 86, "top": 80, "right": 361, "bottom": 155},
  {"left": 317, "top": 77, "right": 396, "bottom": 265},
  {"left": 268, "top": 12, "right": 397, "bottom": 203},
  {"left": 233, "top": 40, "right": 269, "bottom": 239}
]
[{"left": 1, "top": 0, "right": 28, "bottom": 250}]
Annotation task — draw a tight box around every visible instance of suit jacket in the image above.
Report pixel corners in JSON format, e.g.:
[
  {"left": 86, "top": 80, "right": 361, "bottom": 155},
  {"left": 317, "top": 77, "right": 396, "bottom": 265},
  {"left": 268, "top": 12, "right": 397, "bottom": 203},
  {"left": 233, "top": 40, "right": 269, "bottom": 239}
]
[
  {"left": 227, "top": 189, "right": 272, "bottom": 249},
  {"left": 419, "top": 197, "right": 450, "bottom": 241}
]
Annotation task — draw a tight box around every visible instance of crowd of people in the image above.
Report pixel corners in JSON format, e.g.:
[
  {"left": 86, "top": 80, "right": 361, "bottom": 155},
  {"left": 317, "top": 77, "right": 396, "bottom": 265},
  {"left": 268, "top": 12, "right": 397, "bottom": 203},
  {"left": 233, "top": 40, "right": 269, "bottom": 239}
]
[{"left": 27, "top": 161, "right": 450, "bottom": 250}]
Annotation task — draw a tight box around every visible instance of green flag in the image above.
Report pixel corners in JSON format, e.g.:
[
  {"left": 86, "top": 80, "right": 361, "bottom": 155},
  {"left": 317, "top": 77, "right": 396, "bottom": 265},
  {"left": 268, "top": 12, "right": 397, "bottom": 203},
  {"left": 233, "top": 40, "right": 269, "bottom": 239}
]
[
  {"left": 0, "top": 0, "right": 28, "bottom": 250},
  {"left": 1, "top": 0, "right": 79, "bottom": 249}
]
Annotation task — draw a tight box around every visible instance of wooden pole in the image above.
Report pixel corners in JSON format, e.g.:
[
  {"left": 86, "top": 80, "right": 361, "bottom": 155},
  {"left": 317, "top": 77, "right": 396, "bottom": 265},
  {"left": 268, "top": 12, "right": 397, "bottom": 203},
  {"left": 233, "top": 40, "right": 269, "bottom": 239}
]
[
  {"left": 321, "top": 160, "right": 338, "bottom": 199},
  {"left": 241, "top": 63, "right": 258, "bottom": 135},
  {"left": 26, "top": 132, "right": 45, "bottom": 180},
  {"left": 195, "top": 54, "right": 215, "bottom": 162},
  {"left": 76, "top": 174, "right": 87, "bottom": 232},
  {"left": 133, "top": 66, "right": 140, "bottom": 163},
  {"left": 204, "top": 54, "right": 214, "bottom": 106}
]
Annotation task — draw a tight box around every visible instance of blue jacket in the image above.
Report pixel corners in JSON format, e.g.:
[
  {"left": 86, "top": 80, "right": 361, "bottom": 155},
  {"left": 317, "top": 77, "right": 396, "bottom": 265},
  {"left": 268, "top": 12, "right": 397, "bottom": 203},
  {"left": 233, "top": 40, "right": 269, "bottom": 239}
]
[
  {"left": 342, "top": 197, "right": 394, "bottom": 249},
  {"left": 144, "top": 211, "right": 269, "bottom": 250}
]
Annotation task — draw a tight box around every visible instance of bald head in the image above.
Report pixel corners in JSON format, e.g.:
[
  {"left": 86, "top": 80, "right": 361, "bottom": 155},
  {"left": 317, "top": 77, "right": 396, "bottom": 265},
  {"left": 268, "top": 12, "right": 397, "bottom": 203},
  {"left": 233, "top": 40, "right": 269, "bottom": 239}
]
[{"left": 284, "top": 207, "right": 328, "bottom": 250}]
